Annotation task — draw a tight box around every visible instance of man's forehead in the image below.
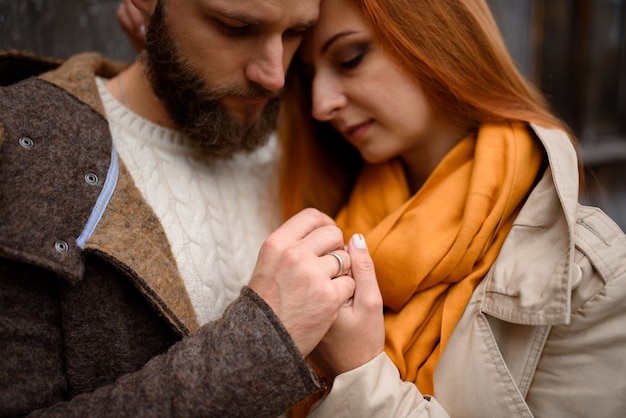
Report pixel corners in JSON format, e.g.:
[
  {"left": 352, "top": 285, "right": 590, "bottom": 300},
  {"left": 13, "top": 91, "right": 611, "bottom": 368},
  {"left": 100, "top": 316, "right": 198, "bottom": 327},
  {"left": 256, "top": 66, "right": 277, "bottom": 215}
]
[{"left": 202, "top": 0, "right": 320, "bottom": 26}]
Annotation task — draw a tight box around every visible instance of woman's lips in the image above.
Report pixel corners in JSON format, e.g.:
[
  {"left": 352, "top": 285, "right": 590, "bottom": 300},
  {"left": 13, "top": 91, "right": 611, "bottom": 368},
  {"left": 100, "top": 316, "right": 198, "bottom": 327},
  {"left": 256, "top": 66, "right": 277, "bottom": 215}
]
[{"left": 343, "top": 120, "right": 373, "bottom": 144}]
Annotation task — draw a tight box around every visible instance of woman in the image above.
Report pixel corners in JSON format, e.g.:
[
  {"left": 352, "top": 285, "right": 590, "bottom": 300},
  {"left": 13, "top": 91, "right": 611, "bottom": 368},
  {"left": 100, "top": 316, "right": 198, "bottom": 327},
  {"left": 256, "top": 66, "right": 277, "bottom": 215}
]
[{"left": 280, "top": 0, "right": 626, "bottom": 416}]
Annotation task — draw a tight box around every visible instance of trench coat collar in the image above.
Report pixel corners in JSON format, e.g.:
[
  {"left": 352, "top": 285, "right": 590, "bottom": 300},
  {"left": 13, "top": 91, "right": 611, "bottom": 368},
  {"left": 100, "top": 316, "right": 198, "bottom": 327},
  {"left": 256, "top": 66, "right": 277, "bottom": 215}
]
[{"left": 481, "top": 124, "right": 580, "bottom": 326}]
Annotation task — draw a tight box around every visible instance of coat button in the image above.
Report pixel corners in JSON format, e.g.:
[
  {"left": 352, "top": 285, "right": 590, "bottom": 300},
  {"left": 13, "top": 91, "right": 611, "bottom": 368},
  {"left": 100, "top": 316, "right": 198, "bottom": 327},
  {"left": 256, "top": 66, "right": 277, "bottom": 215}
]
[
  {"left": 85, "top": 173, "right": 98, "bottom": 185},
  {"left": 19, "top": 137, "right": 34, "bottom": 148},
  {"left": 55, "top": 240, "right": 69, "bottom": 253}
]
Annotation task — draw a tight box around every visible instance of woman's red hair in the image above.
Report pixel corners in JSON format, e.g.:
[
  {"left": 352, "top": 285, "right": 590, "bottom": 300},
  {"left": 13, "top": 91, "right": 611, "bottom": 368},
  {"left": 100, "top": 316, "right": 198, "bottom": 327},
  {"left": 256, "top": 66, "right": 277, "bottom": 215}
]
[{"left": 279, "top": 0, "right": 577, "bottom": 220}]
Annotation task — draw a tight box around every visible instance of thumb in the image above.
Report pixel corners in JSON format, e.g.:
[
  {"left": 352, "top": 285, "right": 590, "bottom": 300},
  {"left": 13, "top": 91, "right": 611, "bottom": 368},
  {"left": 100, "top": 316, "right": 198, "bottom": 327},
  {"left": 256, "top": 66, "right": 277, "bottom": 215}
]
[{"left": 348, "top": 234, "right": 382, "bottom": 307}]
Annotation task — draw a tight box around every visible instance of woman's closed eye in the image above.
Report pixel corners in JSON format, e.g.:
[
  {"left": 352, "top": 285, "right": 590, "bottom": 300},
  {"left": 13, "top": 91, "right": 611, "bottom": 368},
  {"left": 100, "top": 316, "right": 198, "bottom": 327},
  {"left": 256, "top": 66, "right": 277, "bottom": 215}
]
[
  {"left": 338, "top": 43, "right": 370, "bottom": 71},
  {"left": 340, "top": 53, "right": 364, "bottom": 70}
]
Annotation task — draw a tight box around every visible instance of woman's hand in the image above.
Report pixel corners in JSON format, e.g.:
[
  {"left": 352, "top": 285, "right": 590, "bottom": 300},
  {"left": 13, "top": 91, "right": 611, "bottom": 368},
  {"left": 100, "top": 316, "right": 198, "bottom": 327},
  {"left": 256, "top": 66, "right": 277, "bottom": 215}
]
[
  {"left": 311, "top": 233, "right": 385, "bottom": 376},
  {"left": 116, "top": 0, "right": 146, "bottom": 53},
  {"left": 248, "top": 208, "right": 356, "bottom": 357}
]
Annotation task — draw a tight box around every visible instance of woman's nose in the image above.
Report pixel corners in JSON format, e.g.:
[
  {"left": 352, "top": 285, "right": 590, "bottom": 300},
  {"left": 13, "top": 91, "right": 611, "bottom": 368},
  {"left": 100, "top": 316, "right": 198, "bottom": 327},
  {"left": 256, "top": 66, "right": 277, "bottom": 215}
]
[{"left": 311, "top": 76, "right": 347, "bottom": 121}]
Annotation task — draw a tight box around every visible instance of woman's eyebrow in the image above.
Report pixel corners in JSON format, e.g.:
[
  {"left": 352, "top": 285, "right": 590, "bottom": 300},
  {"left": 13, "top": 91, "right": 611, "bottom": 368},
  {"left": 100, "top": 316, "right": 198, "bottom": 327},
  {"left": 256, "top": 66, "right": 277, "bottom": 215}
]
[{"left": 321, "top": 31, "right": 358, "bottom": 54}]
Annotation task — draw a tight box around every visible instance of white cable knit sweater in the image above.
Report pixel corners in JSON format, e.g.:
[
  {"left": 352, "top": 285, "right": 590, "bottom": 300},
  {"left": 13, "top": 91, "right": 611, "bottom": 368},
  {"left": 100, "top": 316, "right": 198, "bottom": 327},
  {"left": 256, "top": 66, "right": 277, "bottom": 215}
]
[{"left": 97, "top": 78, "right": 282, "bottom": 325}]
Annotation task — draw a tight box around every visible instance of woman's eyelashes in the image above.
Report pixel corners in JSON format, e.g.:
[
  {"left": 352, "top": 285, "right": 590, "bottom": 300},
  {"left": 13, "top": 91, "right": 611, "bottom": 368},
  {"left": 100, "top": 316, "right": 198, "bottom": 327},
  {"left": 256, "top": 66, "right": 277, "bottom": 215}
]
[
  {"left": 340, "top": 53, "right": 363, "bottom": 70},
  {"left": 338, "top": 42, "right": 370, "bottom": 70}
]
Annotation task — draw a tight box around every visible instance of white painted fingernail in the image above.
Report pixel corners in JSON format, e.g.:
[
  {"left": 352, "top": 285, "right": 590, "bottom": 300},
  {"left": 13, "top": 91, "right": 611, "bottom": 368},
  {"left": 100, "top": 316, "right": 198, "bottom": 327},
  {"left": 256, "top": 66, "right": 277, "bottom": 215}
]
[{"left": 351, "top": 233, "right": 367, "bottom": 250}]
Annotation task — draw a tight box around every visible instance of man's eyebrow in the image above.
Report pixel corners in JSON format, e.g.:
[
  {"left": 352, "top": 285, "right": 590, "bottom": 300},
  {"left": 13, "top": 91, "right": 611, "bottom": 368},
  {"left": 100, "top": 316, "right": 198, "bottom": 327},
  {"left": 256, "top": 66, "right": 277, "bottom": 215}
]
[
  {"left": 217, "top": 9, "right": 264, "bottom": 25},
  {"left": 321, "top": 31, "right": 358, "bottom": 54},
  {"left": 210, "top": 6, "right": 317, "bottom": 29}
]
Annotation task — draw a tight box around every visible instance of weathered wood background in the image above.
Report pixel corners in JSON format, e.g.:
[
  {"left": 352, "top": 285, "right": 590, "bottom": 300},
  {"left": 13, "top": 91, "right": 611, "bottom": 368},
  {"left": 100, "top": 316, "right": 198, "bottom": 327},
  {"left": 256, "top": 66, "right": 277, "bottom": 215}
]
[
  {"left": 1, "top": 0, "right": 625, "bottom": 229},
  {"left": 0, "top": 0, "right": 135, "bottom": 61}
]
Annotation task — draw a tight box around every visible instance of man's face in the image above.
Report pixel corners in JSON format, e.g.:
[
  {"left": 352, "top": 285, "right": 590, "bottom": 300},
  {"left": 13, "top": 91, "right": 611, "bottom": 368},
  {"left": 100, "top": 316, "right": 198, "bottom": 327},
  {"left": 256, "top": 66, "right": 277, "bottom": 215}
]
[{"left": 144, "top": 0, "right": 320, "bottom": 157}]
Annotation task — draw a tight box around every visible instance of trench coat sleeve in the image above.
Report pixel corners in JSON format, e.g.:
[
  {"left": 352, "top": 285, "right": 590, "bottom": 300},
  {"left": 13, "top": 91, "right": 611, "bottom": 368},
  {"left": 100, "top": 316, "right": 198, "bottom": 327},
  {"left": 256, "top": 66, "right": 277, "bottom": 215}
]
[
  {"left": 309, "top": 352, "right": 450, "bottom": 418},
  {"left": 0, "top": 279, "right": 322, "bottom": 418},
  {"left": 524, "top": 208, "right": 626, "bottom": 417}
]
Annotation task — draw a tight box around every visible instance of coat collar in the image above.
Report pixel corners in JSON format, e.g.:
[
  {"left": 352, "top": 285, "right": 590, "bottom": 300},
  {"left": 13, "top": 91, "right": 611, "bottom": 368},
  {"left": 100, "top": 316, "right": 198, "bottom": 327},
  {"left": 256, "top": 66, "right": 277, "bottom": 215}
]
[
  {"left": 481, "top": 124, "right": 580, "bottom": 326},
  {"left": 39, "top": 52, "right": 127, "bottom": 119},
  {"left": 0, "top": 51, "right": 198, "bottom": 335},
  {"left": 53, "top": 54, "right": 200, "bottom": 334},
  {"left": 85, "top": 161, "right": 199, "bottom": 335}
]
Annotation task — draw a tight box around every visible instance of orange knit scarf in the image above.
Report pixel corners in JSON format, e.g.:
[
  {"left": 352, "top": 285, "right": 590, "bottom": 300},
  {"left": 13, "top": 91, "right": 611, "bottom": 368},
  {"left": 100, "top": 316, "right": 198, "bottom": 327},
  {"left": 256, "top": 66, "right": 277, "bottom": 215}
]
[{"left": 335, "top": 122, "right": 544, "bottom": 394}]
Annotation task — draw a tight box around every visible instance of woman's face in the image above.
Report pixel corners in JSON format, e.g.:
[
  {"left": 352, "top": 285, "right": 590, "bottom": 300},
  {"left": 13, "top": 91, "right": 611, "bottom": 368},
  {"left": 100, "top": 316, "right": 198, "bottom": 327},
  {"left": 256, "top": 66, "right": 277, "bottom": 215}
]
[{"left": 300, "top": 0, "right": 443, "bottom": 166}]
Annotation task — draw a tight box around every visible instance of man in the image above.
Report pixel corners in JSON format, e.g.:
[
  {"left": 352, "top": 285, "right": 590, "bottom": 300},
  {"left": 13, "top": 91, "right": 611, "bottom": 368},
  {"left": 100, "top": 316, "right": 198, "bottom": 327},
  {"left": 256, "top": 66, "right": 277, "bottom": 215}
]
[{"left": 0, "top": 0, "right": 357, "bottom": 416}]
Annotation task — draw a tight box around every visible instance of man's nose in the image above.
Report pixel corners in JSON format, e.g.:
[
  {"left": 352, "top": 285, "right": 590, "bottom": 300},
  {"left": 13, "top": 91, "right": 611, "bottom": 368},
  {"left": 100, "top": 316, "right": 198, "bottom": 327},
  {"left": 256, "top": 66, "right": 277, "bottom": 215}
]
[{"left": 245, "top": 37, "right": 286, "bottom": 92}]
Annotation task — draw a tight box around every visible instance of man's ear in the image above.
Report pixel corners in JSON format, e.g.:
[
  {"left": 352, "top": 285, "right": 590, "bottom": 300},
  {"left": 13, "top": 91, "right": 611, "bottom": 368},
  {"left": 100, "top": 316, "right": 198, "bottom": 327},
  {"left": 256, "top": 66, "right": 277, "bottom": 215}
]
[{"left": 129, "top": 0, "right": 157, "bottom": 17}]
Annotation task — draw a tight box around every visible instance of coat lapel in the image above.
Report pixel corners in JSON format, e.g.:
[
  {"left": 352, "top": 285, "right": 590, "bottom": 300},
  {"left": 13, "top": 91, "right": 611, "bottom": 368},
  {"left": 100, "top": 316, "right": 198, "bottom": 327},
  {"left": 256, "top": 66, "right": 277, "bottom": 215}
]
[
  {"left": 85, "top": 155, "right": 199, "bottom": 335},
  {"left": 434, "top": 125, "right": 581, "bottom": 416}
]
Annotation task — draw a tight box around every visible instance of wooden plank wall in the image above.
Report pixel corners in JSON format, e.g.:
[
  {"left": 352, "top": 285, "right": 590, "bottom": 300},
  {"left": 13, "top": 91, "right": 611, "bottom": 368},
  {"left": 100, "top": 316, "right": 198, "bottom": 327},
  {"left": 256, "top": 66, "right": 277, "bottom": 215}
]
[
  {"left": 487, "top": 0, "right": 626, "bottom": 230},
  {"left": 0, "top": 0, "right": 136, "bottom": 61}
]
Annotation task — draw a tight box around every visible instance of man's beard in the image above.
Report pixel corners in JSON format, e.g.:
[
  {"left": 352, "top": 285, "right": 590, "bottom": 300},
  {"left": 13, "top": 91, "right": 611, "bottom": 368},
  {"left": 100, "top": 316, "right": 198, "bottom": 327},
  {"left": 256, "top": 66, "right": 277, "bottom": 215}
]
[{"left": 142, "top": 0, "right": 281, "bottom": 157}]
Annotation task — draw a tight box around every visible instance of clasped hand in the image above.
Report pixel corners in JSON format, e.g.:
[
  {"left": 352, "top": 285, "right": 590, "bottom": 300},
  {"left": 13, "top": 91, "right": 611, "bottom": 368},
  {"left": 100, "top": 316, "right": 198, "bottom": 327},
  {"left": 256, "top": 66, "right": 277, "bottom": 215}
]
[{"left": 249, "top": 208, "right": 385, "bottom": 377}]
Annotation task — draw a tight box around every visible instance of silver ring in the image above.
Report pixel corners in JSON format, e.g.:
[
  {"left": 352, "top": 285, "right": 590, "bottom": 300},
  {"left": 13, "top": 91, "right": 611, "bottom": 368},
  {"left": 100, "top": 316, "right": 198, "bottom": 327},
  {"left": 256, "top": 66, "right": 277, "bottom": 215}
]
[{"left": 327, "top": 251, "right": 344, "bottom": 279}]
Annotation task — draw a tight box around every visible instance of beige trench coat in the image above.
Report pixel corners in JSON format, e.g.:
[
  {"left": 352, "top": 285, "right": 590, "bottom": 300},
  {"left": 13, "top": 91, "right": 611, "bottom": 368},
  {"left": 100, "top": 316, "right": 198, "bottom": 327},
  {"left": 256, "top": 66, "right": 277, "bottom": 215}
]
[{"left": 310, "top": 124, "right": 626, "bottom": 417}]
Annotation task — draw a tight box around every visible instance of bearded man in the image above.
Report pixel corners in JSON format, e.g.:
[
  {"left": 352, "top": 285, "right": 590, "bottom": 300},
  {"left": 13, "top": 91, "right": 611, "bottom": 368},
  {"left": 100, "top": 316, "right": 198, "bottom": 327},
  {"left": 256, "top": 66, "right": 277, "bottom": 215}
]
[{"left": 0, "top": 0, "right": 358, "bottom": 416}]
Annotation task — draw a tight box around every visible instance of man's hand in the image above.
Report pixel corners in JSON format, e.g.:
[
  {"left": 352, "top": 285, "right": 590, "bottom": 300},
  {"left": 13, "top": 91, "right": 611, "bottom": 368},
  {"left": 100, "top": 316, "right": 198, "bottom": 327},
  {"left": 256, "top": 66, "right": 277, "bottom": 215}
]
[{"left": 249, "top": 208, "right": 355, "bottom": 357}]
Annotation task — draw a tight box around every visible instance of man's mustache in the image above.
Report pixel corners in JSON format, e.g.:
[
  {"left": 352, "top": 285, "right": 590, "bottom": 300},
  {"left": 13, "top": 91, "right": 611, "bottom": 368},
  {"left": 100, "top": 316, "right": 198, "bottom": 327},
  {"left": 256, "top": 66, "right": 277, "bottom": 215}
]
[{"left": 206, "top": 83, "right": 282, "bottom": 101}]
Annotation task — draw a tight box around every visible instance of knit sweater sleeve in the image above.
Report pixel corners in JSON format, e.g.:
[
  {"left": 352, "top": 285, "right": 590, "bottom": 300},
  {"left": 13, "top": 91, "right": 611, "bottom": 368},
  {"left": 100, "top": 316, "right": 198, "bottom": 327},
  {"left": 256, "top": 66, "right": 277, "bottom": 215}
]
[{"left": 28, "top": 286, "right": 323, "bottom": 418}]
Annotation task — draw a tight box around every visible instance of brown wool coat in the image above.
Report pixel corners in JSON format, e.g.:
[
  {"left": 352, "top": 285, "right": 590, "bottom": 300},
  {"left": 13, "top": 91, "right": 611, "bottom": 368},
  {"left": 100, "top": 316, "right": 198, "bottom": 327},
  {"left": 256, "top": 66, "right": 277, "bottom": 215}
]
[{"left": 0, "top": 51, "right": 322, "bottom": 417}]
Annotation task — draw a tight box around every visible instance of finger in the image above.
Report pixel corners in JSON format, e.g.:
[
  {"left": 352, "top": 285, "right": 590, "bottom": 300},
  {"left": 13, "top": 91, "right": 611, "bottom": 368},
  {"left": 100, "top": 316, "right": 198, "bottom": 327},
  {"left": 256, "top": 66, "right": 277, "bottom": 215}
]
[
  {"left": 301, "top": 223, "right": 345, "bottom": 256},
  {"left": 325, "top": 250, "right": 352, "bottom": 279},
  {"left": 328, "top": 275, "right": 356, "bottom": 305},
  {"left": 347, "top": 234, "right": 382, "bottom": 308},
  {"left": 271, "top": 208, "right": 336, "bottom": 243}
]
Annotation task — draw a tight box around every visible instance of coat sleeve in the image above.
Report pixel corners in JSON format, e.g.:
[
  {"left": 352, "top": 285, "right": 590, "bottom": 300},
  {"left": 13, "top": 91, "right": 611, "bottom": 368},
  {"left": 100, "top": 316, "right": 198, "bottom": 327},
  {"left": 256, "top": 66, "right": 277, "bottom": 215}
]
[
  {"left": 308, "top": 352, "right": 450, "bottom": 418},
  {"left": 0, "top": 267, "right": 323, "bottom": 418},
  {"left": 524, "top": 206, "right": 626, "bottom": 417}
]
